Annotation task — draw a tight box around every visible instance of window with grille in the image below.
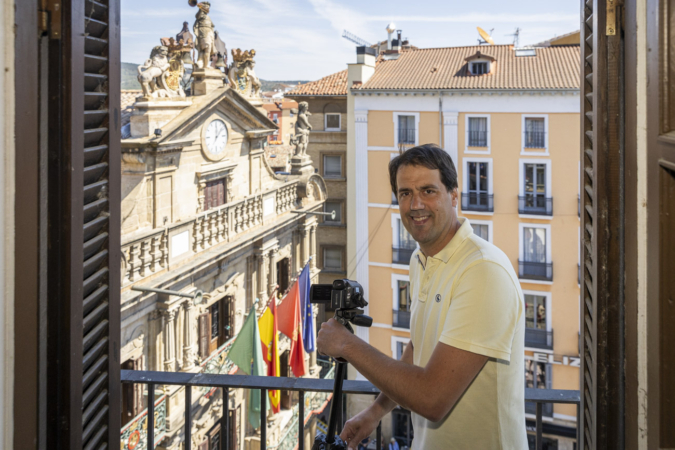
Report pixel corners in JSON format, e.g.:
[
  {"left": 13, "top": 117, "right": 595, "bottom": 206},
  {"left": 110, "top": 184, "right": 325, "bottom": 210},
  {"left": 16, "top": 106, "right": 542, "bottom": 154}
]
[
  {"left": 323, "top": 247, "right": 343, "bottom": 271},
  {"left": 325, "top": 113, "right": 341, "bottom": 131},
  {"left": 525, "top": 294, "right": 547, "bottom": 330},
  {"left": 323, "top": 201, "right": 342, "bottom": 224},
  {"left": 205, "top": 178, "right": 226, "bottom": 210},
  {"left": 398, "top": 115, "right": 416, "bottom": 145},
  {"left": 472, "top": 224, "right": 489, "bottom": 241},
  {"left": 523, "top": 163, "right": 547, "bottom": 210},
  {"left": 468, "top": 117, "right": 488, "bottom": 147},
  {"left": 524, "top": 118, "right": 546, "bottom": 148},
  {"left": 323, "top": 155, "right": 342, "bottom": 178},
  {"left": 471, "top": 61, "right": 488, "bottom": 75}
]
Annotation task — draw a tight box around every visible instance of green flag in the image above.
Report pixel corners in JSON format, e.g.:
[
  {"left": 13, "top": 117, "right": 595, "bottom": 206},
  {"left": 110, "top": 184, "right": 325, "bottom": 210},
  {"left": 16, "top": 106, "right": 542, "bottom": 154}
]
[{"left": 227, "top": 304, "right": 268, "bottom": 429}]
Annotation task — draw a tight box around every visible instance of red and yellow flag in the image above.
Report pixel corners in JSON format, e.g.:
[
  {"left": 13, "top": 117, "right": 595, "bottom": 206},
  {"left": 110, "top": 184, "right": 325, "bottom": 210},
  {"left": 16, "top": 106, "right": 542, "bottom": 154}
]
[
  {"left": 277, "top": 281, "right": 308, "bottom": 377},
  {"left": 258, "top": 297, "right": 281, "bottom": 413}
]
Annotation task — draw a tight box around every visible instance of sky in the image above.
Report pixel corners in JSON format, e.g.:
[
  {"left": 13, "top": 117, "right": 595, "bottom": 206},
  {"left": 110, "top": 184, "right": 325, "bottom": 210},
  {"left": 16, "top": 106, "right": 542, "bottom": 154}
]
[{"left": 121, "top": 0, "right": 580, "bottom": 81}]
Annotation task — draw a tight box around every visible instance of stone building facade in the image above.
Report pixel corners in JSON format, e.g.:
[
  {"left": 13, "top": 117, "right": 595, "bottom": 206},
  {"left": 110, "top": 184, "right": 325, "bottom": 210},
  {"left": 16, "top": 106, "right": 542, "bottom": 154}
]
[{"left": 119, "top": 66, "right": 326, "bottom": 450}]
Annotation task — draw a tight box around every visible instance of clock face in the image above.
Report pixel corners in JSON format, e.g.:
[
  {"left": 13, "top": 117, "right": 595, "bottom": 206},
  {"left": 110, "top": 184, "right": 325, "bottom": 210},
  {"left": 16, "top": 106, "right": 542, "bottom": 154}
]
[{"left": 205, "top": 119, "right": 228, "bottom": 156}]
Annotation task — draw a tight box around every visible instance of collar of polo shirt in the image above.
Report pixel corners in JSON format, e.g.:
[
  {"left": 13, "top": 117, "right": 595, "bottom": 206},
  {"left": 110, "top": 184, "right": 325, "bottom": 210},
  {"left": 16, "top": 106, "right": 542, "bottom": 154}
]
[{"left": 416, "top": 218, "right": 474, "bottom": 266}]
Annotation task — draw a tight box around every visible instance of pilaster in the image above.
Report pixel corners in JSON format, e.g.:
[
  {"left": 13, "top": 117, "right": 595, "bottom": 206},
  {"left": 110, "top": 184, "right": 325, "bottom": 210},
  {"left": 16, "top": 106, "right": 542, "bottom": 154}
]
[
  {"left": 163, "top": 309, "right": 177, "bottom": 372},
  {"left": 354, "top": 111, "right": 370, "bottom": 345},
  {"left": 443, "top": 112, "right": 459, "bottom": 165}
]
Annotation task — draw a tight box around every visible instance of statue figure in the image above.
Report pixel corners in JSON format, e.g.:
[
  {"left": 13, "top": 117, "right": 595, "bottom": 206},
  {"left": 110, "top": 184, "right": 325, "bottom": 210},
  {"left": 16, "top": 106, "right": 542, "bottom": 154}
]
[
  {"left": 291, "top": 102, "right": 312, "bottom": 157},
  {"left": 137, "top": 46, "right": 170, "bottom": 97},
  {"left": 193, "top": 2, "right": 216, "bottom": 70},
  {"left": 228, "top": 49, "right": 261, "bottom": 98}
]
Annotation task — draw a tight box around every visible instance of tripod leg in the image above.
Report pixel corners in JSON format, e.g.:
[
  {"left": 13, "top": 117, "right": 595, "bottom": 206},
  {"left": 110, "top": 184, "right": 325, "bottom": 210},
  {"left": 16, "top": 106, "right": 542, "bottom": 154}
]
[{"left": 326, "top": 362, "right": 347, "bottom": 444}]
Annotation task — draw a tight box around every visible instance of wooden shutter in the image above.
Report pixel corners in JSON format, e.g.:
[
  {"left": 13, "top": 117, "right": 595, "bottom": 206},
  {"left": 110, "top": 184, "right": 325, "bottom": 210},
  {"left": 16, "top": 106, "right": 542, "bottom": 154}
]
[
  {"left": 199, "top": 312, "right": 210, "bottom": 359},
  {"left": 580, "top": 1, "right": 625, "bottom": 448},
  {"left": 43, "top": 0, "right": 122, "bottom": 448}
]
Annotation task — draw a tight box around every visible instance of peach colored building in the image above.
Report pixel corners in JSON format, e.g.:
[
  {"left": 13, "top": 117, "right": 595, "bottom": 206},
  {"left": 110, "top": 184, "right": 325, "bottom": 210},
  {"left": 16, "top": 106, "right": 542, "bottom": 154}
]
[{"left": 342, "top": 40, "right": 581, "bottom": 448}]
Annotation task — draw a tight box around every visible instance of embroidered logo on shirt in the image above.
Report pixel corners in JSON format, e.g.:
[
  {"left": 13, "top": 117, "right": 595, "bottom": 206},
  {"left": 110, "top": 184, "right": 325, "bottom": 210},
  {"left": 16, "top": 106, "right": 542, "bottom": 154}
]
[{"left": 435, "top": 294, "right": 441, "bottom": 303}]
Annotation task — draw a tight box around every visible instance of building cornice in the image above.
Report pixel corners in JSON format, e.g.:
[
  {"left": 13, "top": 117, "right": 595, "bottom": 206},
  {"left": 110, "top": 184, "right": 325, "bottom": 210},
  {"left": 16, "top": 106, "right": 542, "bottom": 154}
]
[{"left": 350, "top": 88, "right": 580, "bottom": 97}]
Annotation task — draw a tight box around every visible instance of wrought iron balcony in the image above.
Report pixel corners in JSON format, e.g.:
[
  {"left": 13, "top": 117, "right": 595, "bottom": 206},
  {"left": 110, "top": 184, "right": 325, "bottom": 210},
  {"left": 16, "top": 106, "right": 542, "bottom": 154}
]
[
  {"left": 468, "top": 130, "right": 488, "bottom": 147},
  {"left": 461, "top": 193, "right": 494, "bottom": 212},
  {"left": 120, "top": 370, "right": 580, "bottom": 450},
  {"left": 519, "top": 261, "right": 554, "bottom": 282},
  {"left": 392, "top": 246, "right": 416, "bottom": 265},
  {"left": 398, "top": 128, "right": 416, "bottom": 145},
  {"left": 518, "top": 195, "right": 553, "bottom": 216},
  {"left": 524, "top": 131, "right": 546, "bottom": 148},
  {"left": 525, "top": 328, "right": 554, "bottom": 350},
  {"left": 392, "top": 309, "right": 411, "bottom": 329}
]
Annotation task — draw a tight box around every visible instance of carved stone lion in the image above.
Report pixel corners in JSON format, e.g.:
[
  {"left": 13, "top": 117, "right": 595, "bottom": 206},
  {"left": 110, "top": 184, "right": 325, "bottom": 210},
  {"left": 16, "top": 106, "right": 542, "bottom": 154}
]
[{"left": 137, "top": 46, "right": 170, "bottom": 97}]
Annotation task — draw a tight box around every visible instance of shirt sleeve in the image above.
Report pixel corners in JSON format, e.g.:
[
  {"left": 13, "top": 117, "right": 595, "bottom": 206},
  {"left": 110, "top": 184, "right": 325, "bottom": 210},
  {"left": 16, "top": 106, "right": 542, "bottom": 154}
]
[{"left": 438, "top": 261, "right": 521, "bottom": 361}]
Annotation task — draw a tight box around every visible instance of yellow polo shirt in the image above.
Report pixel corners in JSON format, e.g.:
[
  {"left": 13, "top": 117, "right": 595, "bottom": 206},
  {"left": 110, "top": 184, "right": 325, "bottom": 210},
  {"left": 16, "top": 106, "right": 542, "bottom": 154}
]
[{"left": 409, "top": 218, "right": 527, "bottom": 450}]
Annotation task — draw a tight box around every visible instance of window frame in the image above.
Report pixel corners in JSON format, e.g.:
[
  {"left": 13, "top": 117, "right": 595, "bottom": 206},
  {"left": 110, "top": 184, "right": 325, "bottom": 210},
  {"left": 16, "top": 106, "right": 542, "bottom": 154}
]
[
  {"left": 321, "top": 246, "right": 345, "bottom": 273},
  {"left": 521, "top": 114, "right": 549, "bottom": 155},
  {"left": 391, "top": 213, "right": 416, "bottom": 250},
  {"left": 204, "top": 177, "right": 227, "bottom": 211},
  {"left": 391, "top": 273, "right": 411, "bottom": 312},
  {"left": 322, "top": 154, "right": 343, "bottom": 179},
  {"left": 519, "top": 223, "right": 553, "bottom": 283},
  {"left": 464, "top": 114, "right": 491, "bottom": 154},
  {"left": 393, "top": 112, "right": 420, "bottom": 148},
  {"left": 324, "top": 113, "right": 341, "bottom": 131},
  {"left": 469, "top": 219, "right": 493, "bottom": 242},
  {"left": 518, "top": 158, "right": 553, "bottom": 219},
  {"left": 469, "top": 60, "right": 490, "bottom": 75},
  {"left": 522, "top": 289, "right": 553, "bottom": 332},
  {"left": 462, "top": 157, "right": 494, "bottom": 215},
  {"left": 391, "top": 336, "right": 411, "bottom": 359},
  {"left": 322, "top": 199, "right": 343, "bottom": 225}
]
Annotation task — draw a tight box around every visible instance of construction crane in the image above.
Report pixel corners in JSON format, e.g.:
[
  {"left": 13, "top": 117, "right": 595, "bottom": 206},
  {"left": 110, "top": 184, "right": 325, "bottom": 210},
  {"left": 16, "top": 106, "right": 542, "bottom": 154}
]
[
  {"left": 506, "top": 27, "right": 521, "bottom": 47},
  {"left": 342, "top": 30, "right": 372, "bottom": 48}
]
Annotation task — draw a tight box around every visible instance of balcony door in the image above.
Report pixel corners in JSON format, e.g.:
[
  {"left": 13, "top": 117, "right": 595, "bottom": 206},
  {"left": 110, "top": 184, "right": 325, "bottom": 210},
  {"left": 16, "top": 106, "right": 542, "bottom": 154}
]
[{"left": 524, "top": 163, "right": 546, "bottom": 209}]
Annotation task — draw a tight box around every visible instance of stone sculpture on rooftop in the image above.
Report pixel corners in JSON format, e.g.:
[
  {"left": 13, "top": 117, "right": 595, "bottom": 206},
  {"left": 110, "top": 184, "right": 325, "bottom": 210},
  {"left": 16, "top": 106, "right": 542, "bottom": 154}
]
[
  {"left": 228, "top": 49, "right": 262, "bottom": 99},
  {"left": 137, "top": 46, "right": 171, "bottom": 98},
  {"left": 291, "top": 102, "right": 312, "bottom": 157},
  {"left": 193, "top": 2, "right": 216, "bottom": 70}
]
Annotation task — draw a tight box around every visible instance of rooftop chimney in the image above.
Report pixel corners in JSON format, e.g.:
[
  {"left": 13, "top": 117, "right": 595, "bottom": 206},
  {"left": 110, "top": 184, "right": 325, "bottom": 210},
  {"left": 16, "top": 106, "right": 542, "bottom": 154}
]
[{"left": 386, "top": 22, "right": 396, "bottom": 50}]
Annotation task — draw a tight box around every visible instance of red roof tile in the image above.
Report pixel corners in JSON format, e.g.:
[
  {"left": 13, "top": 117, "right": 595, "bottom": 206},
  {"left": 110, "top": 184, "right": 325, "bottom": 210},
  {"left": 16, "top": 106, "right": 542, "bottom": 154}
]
[{"left": 287, "top": 70, "right": 348, "bottom": 96}]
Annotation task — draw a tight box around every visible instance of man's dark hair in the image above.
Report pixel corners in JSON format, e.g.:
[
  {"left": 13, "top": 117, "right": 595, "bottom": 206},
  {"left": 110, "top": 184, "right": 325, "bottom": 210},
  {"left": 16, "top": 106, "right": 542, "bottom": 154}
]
[{"left": 388, "top": 143, "right": 458, "bottom": 195}]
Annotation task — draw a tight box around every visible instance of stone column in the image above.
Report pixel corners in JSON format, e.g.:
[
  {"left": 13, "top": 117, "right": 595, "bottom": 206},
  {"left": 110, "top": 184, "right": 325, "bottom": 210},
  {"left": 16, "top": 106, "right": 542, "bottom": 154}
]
[
  {"left": 257, "top": 251, "right": 269, "bottom": 304},
  {"left": 301, "top": 227, "right": 310, "bottom": 267},
  {"left": 309, "top": 225, "right": 317, "bottom": 271},
  {"left": 182, "top": 299, "right": 195, "bottom": 370},
  {"left": 268, "top": 247, "right": 278, "bottom": 298},
  {"left": 443, "top": 112, "right": 459, "bottom": 166},
  {"left": 163, "top": 309, "right": 176, "bottom": 371}
]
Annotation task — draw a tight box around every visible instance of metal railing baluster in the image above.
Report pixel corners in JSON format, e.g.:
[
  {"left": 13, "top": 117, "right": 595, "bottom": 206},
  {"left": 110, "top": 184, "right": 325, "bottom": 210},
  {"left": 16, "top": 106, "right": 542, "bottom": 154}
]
[
  {"left": 185, "top": 386, "right": 192, "bottom": 450},
  {"left": 535, "top": 402, "right": 543, "bottom": 450},
  {"left": 299, "top": 391, "right": 305, "bottom": 450},
  {"left": 223, "top": 387, "right": 229, "bottom": 450},
  {"left": 376, "top": 421, "right": 382, "bottom": 450},
  {"left": 261, "top": 388, "right": 267, "bottom": 450},
  {"left": 147, "top": 383, "right": 155, "bottom": 450}
]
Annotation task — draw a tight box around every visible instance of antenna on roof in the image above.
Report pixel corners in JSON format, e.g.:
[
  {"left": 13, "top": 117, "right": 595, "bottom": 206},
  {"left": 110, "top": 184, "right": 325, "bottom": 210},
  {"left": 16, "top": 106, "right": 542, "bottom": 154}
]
[
  {"left": 477, "top": 27, "right": 495, "bottom": 45},
  {"left": 342, "top": 30, "right": 372, "bottom": 48},
  {"left": 505, "top": 27, "right": 521, "bottom": 47}
]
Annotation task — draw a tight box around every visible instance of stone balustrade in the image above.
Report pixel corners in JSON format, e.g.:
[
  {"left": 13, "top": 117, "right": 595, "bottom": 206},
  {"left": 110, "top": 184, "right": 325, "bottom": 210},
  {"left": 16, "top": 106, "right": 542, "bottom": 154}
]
[{"left": 121, "top": 181, "right": 299, "bottom": 287}]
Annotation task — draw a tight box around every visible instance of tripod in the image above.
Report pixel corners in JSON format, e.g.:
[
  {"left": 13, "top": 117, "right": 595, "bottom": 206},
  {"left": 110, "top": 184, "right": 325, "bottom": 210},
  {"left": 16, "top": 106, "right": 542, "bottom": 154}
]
[{"left": 312, "top": 308, "right": 372, "bottom": 450}]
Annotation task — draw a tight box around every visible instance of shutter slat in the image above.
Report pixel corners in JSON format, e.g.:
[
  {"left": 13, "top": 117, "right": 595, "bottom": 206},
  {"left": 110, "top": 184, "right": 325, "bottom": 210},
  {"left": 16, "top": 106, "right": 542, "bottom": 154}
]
[
  {"left": 83, "top": 372, "right": 108, "bottom": 406},
  {"left": 84, "top": 232, "right": 108, "bottom": 260},
  {"left": 83, "top": 301, "right": 108, "bottom": 334},
  {"left": 82, "top": 403, "right": 109, "bottom": 442},
  {"left": 82, "top": 354, "right": 108, "bottom": 388},
  {"left": 83, "top": 268, "right": 108, "bottom": 297},
  {"left": 83, "top": 285, "right": 108, "bottom": 316},
  {"left": 82, "top": 337, "right": 109, "bottom": 370},
  {"left": 83, "top": 320, "right": 108, "bottom": 352}
]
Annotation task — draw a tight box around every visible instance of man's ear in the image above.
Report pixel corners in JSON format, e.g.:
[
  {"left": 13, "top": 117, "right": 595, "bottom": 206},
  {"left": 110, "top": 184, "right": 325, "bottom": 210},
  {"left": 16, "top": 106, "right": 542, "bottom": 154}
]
[{"left": 451, "top": 188, "right": 459, "bottom": 207}]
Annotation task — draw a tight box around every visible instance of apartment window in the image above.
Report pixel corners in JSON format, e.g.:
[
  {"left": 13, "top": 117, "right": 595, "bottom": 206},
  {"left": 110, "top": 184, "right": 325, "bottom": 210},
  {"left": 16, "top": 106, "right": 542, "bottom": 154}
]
[
  {"left": 199, "top": 297, "right": 234, "bottom": 359},
  {"left": 323, "top": 247, "right": 343, "bottom": 271},
  {"left": 398, "top": 115, "right": 416, "bottom": 145},
  {"left": 524, "top": 293, "right": 553, "bottom": 350},
  {"left": 468, "top": 117, "right": 488, "bottom": 147},
  {"left": 323, "top": 201, "right": 342, "bottom": 224},
  {"left": 472, "top": 223, "right": 489, "bottom": 241},
  {"left": 396, "top": 341, "right": 406, "bottom": 360},
  {"left": 471, "top": 61, "right": 488, "bottom": 75},
  {"left": 462, "top": 161, "right": 493, "bottom": 212},
  {"left": 525, "top": 360, "right": 553, "bottom": 416},
  {"left": 524, "top": 117, "right": 546, "bottom": 148},
  {"left": 393, "top": 279, "right": 411, "bottom": 329},
  {"left": 519, "top": 162, "right": 552, "bottom": 216},
  {"left": 205, "top": 178, "right": 226, "bottom": 210},
  {"left": 520, "top": 226, "right": 553, "bottom": 281},
  {"left": 393, "top": 217, "right": 417, "bottom": 265},
  {"left": 323, "top": 155, "right": 342, "bottom": 178},
  {"left": 325, "top": 113, "right": 341, "bottom": 131},
  {"left": 392, "top": 408, "right": 414, "bottom": 448}
]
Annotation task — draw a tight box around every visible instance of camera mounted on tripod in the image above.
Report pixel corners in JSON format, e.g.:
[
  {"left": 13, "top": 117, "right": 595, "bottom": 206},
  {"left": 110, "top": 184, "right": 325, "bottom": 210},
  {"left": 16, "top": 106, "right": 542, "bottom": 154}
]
[{"left": 310, "top": 279, "right": 373, "bottom": 333}]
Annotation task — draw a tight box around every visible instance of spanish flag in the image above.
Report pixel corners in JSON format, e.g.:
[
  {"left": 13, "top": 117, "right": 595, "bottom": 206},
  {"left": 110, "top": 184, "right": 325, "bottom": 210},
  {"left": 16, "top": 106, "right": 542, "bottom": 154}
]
[
  {"left": 258, "top": 297, "right": 281, "bottom": 413},
  {"left": 277, "top": 281, "right": 308, "bottom": 377}
]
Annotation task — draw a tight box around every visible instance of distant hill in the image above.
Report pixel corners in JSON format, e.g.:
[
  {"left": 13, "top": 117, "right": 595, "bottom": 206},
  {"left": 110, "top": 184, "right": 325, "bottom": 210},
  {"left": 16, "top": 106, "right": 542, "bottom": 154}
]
[{"left": 121, "top": 62, "right": 308, "bottom": 92}]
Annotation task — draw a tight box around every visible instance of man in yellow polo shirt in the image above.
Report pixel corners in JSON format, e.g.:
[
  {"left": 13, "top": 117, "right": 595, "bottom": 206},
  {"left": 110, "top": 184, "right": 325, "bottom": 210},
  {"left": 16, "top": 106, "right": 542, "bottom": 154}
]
[{"left": 316, "top": 144, "right": 527, "bottom": 449}]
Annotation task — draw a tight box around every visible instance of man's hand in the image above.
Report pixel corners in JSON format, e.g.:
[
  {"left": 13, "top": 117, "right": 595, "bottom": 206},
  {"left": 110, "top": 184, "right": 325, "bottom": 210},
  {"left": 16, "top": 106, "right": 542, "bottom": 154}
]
[
  {"left": 339, "top": 406, "right": 382, "bottom": 450},
  {"left": 316, "top": 318, "right": 355, "bottom": 360}
]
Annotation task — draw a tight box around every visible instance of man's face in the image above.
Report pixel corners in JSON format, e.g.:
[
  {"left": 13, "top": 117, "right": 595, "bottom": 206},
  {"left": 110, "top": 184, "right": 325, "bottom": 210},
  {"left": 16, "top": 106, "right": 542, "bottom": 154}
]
[{"left": 396, "top": 164, "right": 458, "bottom": 256}]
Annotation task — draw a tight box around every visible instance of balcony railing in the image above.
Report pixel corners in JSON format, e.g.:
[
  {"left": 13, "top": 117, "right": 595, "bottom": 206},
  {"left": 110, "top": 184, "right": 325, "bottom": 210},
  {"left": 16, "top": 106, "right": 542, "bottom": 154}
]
[
  {"left": 468, "top": 130, "right": 488, "bottom": 147},
  {"left": 121, "top": 370, "right": 580, "bottom": 450},
  {"left": 398, "top": 128, "right": 415, "bottom": 145},
  {"left": 121, "top": 181, "right": 299, "bottom": 286},
  {"left": 392, "top": 309, "right": 411, "bottom": 329},
  {"left": 461, "top": 193, "right": 494, "bottom": 212},
  {"left": 518, "top": 195, "right": 553, "bottom": 216},
  {"left": 120, "top": 394, "right": 168, "bottom": 450},
  {"left": 525, "top": 328, "right": 554, "bottom": 350},
  {"left": 524, "top": 131, "right": 546, "bottom": 148},
  {"left": 519, "top": 261, "right": 554, "bottom": 282},
  {"left": 392, "top": 246, "right": 416, "bottom": 265}
]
